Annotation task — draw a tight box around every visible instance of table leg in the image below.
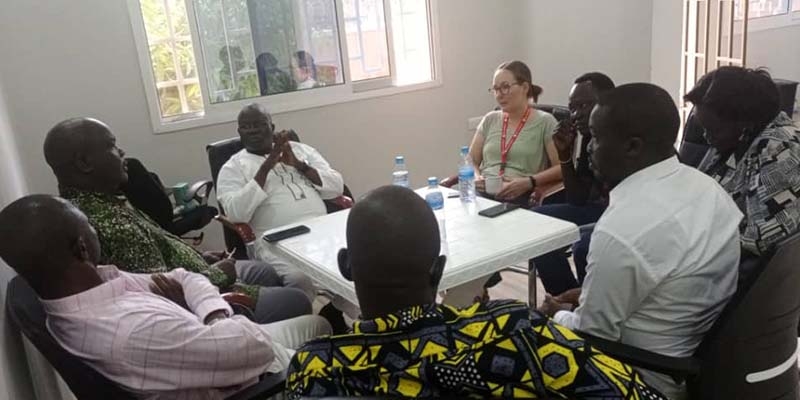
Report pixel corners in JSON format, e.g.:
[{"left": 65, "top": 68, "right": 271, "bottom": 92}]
[{"left": 442, "top": 277, "right": 490, "bottom": 308}]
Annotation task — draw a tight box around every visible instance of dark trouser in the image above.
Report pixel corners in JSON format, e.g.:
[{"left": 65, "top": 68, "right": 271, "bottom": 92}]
[
  {"left": 235, "top": 260, "right": 313, "bottom": 324},
  {"left": 529, "top": 203, "right": 606, "bottom": 296}
]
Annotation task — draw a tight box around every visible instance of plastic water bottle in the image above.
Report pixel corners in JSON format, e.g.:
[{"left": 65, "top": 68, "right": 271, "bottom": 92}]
[
  {"left": 392, "top": 155, "right": 410, "bottom": 187},
  {"left": 425, "top": 177, "right": 447, "bottom": 244},
  {"left": 458, "top": 146, "right": 476, "bottom": 203}
]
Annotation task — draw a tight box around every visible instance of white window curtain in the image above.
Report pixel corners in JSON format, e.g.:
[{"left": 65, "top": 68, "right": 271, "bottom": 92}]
[{"left": 0, "top": 82, "right": 69, "bottom": 400}]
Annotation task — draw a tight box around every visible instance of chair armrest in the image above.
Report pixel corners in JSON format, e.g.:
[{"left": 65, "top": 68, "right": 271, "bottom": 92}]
[
  {"left": 332, "top": 196, "right": 354, "bottom": 210},
  {"left": 579, "top": 332, "right": 700, "bottom": 382},
  {"left": 187, "top": 180, "right": 214, "bottom": 205},
  {"left": 225, "top": 370, "right": 287, "bottom": 400},
  {"left": 215, "top": 215, "right": 256, "bottom": 243},
  {"left": 440, "top": 175, "right": 458, "bottom": 188}
]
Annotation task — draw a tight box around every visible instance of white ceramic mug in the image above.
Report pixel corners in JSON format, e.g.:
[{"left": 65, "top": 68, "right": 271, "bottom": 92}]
[{"left": 485, "top": 175, "right": 503, "bottom": 195}]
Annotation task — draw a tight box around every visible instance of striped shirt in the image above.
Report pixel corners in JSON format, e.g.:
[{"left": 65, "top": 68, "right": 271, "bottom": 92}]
[{"left": 41, "top": 266, "right": 290, "bottom": 400}]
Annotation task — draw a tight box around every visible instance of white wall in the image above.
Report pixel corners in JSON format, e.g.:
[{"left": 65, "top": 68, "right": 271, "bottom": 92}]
[
  {"left": 650, "top": 0, "right": 683, "bottom": 102},
  {"left": 0, "top": 0, "right": 528, "bottom": 251},
  {"left": 0, "top": 82, "right": 35, "bottom": 399},
  {"left": 749, "top": 25, "right": 800, "bottom": 111},
  {"left": 523, "top": 0, "right": 655, "bottom": 105}
]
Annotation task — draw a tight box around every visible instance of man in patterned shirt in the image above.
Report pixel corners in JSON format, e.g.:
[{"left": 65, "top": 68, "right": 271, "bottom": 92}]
[
  {"left": 43, "top": 117, "right": 312, "bottom": 324},
  {"left": 287, "top": 185, "right": 666, "bottom": 399}
]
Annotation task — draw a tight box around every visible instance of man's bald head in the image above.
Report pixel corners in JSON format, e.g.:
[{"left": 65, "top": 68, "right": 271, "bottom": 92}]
[
  {"left": 588, "top": 83, "right": 679, "bottom": 186},
  {"left": 0, "top": 195, "right": 101, "bottom": 297},
  {"left": 341, "top": 185, "right": 445, "bottom": 318},
  {"left": 237, "top": 103, "right": 271, "bottom": 124},
  {"left": 43, "top": 118, "right": 127, "bottom": 194},
  {"left": 237, "top": 104, "right": 274, "bottom": 155}
]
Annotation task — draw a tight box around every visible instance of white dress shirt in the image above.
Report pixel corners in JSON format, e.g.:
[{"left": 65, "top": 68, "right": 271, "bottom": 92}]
[
  {"left": 216, "top": 142, "right": 344, "bottom": 237},
  {"left": 553, "top": 156, "right": 742, "bottom": 399},
  {"left": 41, "top": 266, "right": 291, "bottom": 400}
]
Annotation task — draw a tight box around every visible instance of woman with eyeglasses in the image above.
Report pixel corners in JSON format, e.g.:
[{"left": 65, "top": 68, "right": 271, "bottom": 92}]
[
  {"left": 468, "top": 61, "right": 562, "bottom": 205},
  {"left": 687, "top": 66, "right": 800, "bottom": 261}
]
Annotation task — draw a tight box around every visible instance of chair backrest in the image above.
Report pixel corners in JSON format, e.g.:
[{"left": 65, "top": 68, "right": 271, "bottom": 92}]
[
  {"left": 121, "top": 157, "right": 175, "bottom": 232},
  {"left": 689, "top": 237, "right": 800, "bottom": 400},
  {"left": 533, "top": 104, "right": 570, "bottom": 123},
  {"left": 678, "top": 107, "right": 709, "bottom": 168},
  {"left": 207, "top": 138, "right": 248, "bottom": 256},
  {"left": 5, "top": 276, "right": 135, "bottom": 400}
]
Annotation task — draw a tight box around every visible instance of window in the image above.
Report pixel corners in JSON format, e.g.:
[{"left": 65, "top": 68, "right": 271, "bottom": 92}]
[
  {"left": 139, "top": 0, "right": 204, "bottom": 119},
  {"left": 731, "top": 0, "right": 800, "bottom": 32},
  {"left": 129, "top": 0, "right": 438, "bottom": 132},
  {"left": 735, "top": 0, "right": 789, "bottom": 19}
]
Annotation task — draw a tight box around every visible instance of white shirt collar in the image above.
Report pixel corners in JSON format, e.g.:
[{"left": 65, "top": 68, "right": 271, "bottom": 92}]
[{"left": 609, "top": 156, "right": 680, "bottom": 205}]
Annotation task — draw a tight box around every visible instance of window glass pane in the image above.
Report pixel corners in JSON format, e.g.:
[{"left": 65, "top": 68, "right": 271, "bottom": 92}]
[
  {"left": 793, "top": 0, "right": 800, "bottom": 11},
  {"left": 141, "top": 0, "right": 205, "bottom": 119},
  {"left": 157, "top": 86, "right": 182, "bottom": 117},
  {"left": 195, "top": 0, "right": 344, "bottom": 102},
  {"left": 390, "top": 0, "right": 432, "bottom": 85},
  {"left": 343, "top": 0, "right": 390, "bottom": 81},
  {"left": 169, "top": 0, "right": 191, "bottom": 37},
  {"left": 185, "top": 83, "right": 204, "bottom": 112},
  {"left": 141, "top": 0, "right": 170, "bottom": 41},
  {"left": 735, "top": 0, "right": 789, "bottom": 19}
]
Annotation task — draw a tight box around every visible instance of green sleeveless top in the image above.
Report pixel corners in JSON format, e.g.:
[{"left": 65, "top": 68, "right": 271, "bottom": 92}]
[{"left": 477, "top": 109, "right": 557, "bottom": 178}]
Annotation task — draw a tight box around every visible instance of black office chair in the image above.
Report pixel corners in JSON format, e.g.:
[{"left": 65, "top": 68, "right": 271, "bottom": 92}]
[
  {"left": 206, "top": 137, "right": 353, "bottom": 257},
  {"left": 121, "top": 158, "right": 218, "bottom": 239},
  {"left": 581, "top": 236, "right": 800, "bottom": 400},
  {"left": 678, "top": 107, "right": 709, "bottom": 168},
  {"left": 533, "top": 104, "right": 570, "bottom": 122},
  {"left": 5, "top": 276, "right": 286, "bottom": 400}
]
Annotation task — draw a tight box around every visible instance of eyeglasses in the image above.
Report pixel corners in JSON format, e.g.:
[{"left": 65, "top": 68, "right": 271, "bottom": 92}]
[{"left": 488, "top": 82, "right": 521, "bottom": 96}]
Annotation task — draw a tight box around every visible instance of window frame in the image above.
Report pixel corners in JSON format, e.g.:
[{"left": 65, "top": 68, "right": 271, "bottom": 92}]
[
  {"left": 127, "top": 0, "right": 442, "bottom": 134},
  {"left": 745, "top": 0, "right": 800, "bottom": 31}
]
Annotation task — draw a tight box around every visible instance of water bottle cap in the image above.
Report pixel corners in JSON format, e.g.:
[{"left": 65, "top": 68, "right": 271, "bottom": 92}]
[
  {"left": 460, "top": 146, "right": 469, "bottom": 155},
  {"left": 428, "top": 177, "right": 438, "bottom": 186},
  {"left": 395, "top": 156, "right": 405, "bottom": 164}
]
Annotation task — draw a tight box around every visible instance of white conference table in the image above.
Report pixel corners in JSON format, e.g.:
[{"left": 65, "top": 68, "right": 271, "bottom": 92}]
[{"left": 262, "top": 187, "right": 579, "bottom": 306}]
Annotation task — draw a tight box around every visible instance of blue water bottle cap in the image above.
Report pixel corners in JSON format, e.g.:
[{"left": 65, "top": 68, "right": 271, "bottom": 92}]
[
  {"left": 428, "top": 177, "right": 438, "bottom": 186},
  {"left": 460, "top": 146, "right": 469, "bottom": 155},
  {"left": 395, "top": 156, "right": 405, "bottom": 164}
]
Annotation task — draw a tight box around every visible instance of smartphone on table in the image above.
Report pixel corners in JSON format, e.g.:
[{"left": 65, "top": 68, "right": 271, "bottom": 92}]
[
  {"left": 263, "top": 225, "right": 310, "bottom": 242},
  {"left": 478, "top": 202, "right": 521, "bottom": 218}
]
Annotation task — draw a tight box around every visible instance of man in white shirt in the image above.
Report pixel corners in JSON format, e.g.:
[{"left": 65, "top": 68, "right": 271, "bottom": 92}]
[
  {"left": 539, "top": 83, "right": 743, "bottom": 400},
  {"left": 217, "top": 103, "right": 344, "bottom": 303},
  {"left": 0, "top": 195, "right": 331, "bottom": 400}
]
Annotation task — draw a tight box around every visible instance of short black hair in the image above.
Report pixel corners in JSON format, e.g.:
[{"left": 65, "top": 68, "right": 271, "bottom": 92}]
[
  {"left": 595, "top": 83, "right": 679, "bottom": 146},
  {"left": 575, "top": 72, "right": 615, "bottom": 93},
  {"left": 0, "top": 195, "right": 85, "bottom": 290},
  {"left": 684, "top": 66, "right": 780, "bottom": 130}
]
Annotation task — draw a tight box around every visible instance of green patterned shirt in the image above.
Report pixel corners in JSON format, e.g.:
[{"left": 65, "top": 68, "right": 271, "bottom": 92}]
[{"left": 63, "top": 188, "right": 259, "bottom": 299}]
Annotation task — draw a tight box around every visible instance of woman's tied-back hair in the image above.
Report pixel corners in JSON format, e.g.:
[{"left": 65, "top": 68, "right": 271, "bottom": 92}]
[{"left": 498, "top": 60, "right": 543, "bottom": 102}]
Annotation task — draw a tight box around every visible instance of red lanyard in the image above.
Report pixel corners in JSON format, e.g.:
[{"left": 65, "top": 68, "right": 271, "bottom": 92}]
[{"left": 499, "top": 106, "right": 532, "bottom": 175}]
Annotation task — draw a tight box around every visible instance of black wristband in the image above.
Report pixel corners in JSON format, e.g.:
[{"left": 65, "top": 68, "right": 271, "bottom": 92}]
[{"left": 529, "top": 176, "right": 537, "bottom": 189}]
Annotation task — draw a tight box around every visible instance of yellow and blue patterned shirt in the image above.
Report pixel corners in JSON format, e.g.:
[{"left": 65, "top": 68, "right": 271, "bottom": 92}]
[{"left": 287, "top": 300, "right": 665, "bottom": 399}]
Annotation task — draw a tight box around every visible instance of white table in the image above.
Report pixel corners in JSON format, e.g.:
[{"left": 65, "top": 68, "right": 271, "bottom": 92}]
[{"left": 262, "top": 188, "right": 579, "bottom": 306}]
